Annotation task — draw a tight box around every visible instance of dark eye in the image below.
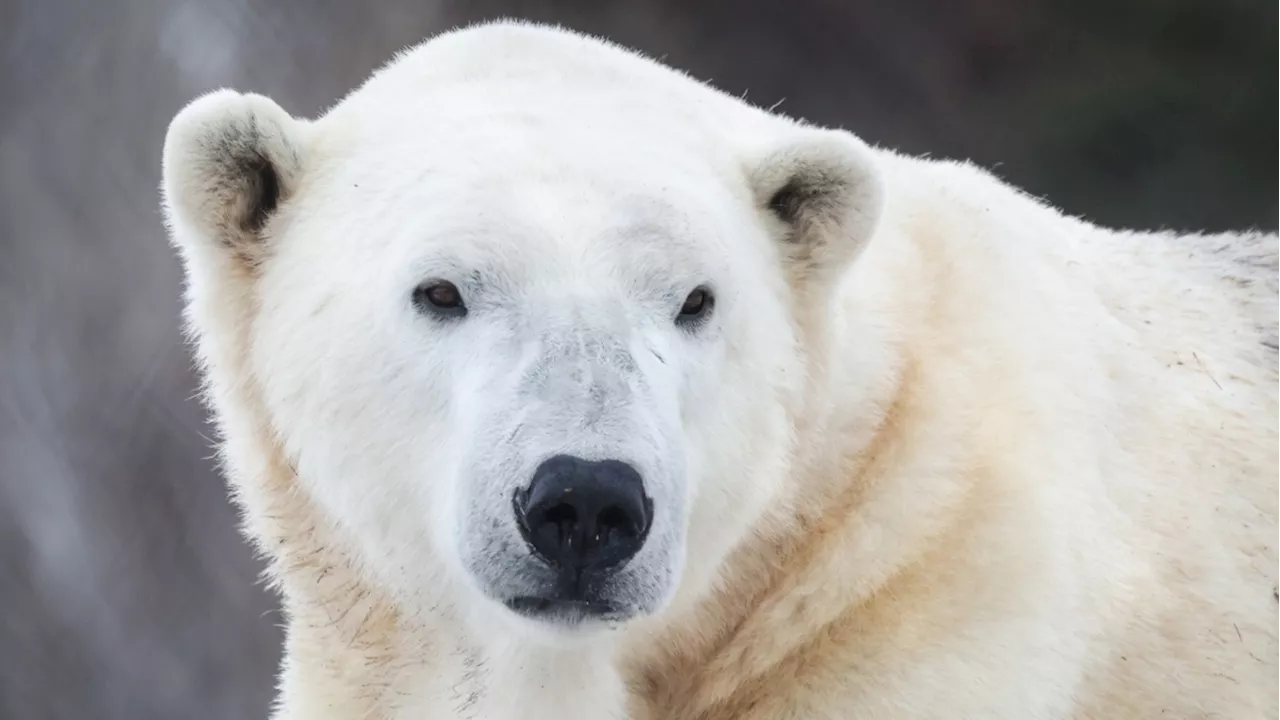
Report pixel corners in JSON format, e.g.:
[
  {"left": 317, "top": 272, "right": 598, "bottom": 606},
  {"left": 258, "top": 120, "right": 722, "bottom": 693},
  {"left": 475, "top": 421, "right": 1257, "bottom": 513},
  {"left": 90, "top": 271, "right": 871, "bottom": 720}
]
[
  {"left": 676, "top": 286, "right": 714, "bottom": 326},
  {"left": 413, "top": 280, "right": 467, "bottom": 318}
]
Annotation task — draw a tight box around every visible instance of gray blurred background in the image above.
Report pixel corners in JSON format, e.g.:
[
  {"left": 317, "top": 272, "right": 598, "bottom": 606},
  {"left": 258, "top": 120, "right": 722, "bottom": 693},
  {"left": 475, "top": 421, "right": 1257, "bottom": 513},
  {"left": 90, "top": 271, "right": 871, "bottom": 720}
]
[{"left": 0, "top": 0, "right": 1275, "bottom": 717}]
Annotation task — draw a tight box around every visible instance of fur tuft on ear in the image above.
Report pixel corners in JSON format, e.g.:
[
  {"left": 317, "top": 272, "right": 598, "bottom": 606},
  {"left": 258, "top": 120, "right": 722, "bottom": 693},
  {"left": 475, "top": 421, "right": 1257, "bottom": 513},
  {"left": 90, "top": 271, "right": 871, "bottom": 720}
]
[
  {"left": 749, "top": 129, "right": 884, "bottom": 291},
  {"left": 161, "top": 89, "right": 306, "bottom": 266}
]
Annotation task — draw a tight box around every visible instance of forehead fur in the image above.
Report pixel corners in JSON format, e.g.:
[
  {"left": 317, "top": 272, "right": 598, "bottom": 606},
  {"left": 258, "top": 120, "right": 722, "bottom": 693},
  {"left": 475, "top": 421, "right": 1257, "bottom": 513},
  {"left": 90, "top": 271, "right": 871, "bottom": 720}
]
[
  {"left": 317, "top": 21, "right": 790, "bottom": 168},
  {"left": 258, "top": 24, "right": 802, "bottom": 313}
]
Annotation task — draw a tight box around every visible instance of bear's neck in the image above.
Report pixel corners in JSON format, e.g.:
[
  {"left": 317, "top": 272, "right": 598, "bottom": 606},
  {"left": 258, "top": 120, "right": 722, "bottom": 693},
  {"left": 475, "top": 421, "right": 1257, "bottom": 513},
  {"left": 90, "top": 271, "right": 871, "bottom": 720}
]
[{"left": 466, "top": 637, "right": 630, "bottom": 720}]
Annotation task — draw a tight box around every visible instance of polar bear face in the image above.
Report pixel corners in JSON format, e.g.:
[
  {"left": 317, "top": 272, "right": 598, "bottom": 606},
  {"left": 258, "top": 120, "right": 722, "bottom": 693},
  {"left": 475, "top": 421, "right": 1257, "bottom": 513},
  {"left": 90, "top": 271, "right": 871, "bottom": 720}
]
[
  {"left": 162, "top": 23, "right": 881, "bottom": 639},
  {"left": 253, "top": 128, "right": 758, "bottom": 628}
]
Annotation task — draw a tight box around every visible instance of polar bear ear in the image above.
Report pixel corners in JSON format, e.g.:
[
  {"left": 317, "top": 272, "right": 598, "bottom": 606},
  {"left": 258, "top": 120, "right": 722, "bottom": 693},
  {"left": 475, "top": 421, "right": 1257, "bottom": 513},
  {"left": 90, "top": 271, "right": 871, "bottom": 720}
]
[
  {"left": 749, "top": 128, "right": 884, "bottom": 292},
  {"left": 161, "top": 89, "right": 306, "bottom": 267}
]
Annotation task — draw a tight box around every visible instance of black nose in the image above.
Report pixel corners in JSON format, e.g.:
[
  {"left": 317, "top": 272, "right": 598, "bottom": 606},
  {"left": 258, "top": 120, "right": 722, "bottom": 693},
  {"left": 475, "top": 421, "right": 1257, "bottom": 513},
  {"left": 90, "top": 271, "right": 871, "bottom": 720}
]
[{"left": 515, "top": 455, "right": 652, "bottom": 577}]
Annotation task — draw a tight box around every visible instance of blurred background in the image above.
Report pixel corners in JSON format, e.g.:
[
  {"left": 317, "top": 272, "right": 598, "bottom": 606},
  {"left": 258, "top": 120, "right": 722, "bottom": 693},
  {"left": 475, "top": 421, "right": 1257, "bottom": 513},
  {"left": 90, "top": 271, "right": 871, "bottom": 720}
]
[{"left": 0, "top": 0, "right": 1275, "bottom": 717}]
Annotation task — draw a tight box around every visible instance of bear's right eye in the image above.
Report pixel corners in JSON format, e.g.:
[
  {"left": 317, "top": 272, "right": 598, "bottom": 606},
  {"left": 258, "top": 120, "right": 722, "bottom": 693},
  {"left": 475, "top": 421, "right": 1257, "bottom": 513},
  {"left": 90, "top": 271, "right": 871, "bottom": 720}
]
[
  {"left": 675, "top": 286, "right": 714, "bottom": 328},
  {"left": 413, "top": 280, "right": 467, "bottom": 319}
]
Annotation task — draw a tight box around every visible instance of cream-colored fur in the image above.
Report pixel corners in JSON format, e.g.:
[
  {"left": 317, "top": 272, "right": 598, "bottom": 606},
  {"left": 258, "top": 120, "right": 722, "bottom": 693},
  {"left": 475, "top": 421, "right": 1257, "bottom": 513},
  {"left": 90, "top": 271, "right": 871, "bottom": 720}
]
[{"left": 160, "top": 20, "right": 1278, "bottom": 720}]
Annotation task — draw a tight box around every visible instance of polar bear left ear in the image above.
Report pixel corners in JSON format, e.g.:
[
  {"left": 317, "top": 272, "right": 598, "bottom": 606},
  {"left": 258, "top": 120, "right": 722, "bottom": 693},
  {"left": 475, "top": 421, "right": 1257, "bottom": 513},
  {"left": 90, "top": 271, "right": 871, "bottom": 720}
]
[
  {"left": 749, "top": 128, "right": 884, "bottom": 293},
  {"left": 161, "top": 89, "right": 307, "bottom": 268}
]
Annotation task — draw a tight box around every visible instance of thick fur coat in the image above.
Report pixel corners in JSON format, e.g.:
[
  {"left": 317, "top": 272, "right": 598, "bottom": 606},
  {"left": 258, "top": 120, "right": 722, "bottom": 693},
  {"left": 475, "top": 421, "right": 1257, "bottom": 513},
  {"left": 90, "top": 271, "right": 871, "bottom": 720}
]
[{"left": 160, "top": 21, "right": 1278, "bottom": 720}]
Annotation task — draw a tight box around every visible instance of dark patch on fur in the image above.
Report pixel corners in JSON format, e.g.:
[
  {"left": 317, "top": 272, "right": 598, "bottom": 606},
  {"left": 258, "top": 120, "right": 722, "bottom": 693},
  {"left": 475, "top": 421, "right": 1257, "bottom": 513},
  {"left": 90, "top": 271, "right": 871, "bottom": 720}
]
[
  {"left": 765, "top": 175, "right": 837, "bottom": 273},
  {"left": 202, "top": 115, "right": 288, "bottom": 248},
  {"left": 767, "top": 181, "right": 808, "bottom": 227},
  {"left": 243, "top": 153, "right": 280, "bottom": 232},
  {"left": 765, "top": 169, "right": 848, "bottom": 252}
]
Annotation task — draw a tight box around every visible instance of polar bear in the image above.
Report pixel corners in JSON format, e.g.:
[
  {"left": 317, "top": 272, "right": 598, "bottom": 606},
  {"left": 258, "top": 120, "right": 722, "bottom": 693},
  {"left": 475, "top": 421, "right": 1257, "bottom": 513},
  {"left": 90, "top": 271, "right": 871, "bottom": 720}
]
[{"left": 159, "top": 20, "right": 1278, "bottom": 720}]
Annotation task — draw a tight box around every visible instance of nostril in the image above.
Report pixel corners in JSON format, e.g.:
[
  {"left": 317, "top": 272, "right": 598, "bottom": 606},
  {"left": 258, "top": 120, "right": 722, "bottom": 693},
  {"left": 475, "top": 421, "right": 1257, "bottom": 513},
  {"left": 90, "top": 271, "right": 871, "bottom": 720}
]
[
  {"left": 544, "top": 503, "right": 577, "bottom": 528},
  {"left": 597, "top": 505, "right": 638, "bottom": 539}
]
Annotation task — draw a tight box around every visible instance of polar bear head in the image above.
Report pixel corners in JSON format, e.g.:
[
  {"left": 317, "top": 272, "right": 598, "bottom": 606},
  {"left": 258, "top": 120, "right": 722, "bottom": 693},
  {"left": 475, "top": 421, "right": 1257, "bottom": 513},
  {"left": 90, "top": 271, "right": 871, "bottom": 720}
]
[{"left": 161, "top": 22, "right": 881, "bottom": 639}]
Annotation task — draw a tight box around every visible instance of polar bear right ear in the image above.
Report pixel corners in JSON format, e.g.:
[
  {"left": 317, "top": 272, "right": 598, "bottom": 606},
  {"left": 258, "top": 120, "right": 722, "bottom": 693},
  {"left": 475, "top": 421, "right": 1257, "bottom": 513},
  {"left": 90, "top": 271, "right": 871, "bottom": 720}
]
[
  {"left": 748, "top": 128, "right": 884, "bottom": 294},
  {"left": 161, "top": 90, "right": 307, "bottom": 267}
]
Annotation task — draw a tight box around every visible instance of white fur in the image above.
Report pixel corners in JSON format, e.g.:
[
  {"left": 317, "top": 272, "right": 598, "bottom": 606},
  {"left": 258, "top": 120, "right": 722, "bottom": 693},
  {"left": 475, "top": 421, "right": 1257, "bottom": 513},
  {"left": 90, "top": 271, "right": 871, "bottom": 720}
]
[{"left": 161, "top": 20, "right": 1278, "bottom": 720}]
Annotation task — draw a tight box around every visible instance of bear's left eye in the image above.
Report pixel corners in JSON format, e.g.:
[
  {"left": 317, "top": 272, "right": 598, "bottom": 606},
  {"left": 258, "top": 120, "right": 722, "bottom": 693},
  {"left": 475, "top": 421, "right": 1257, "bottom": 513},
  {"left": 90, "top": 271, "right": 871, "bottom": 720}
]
[
  {"left": 676, "top": 286, "right": 714, "bottom": 327},
  {"left": 413, "top": 280, "right": 468, "bottom": 319}
]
